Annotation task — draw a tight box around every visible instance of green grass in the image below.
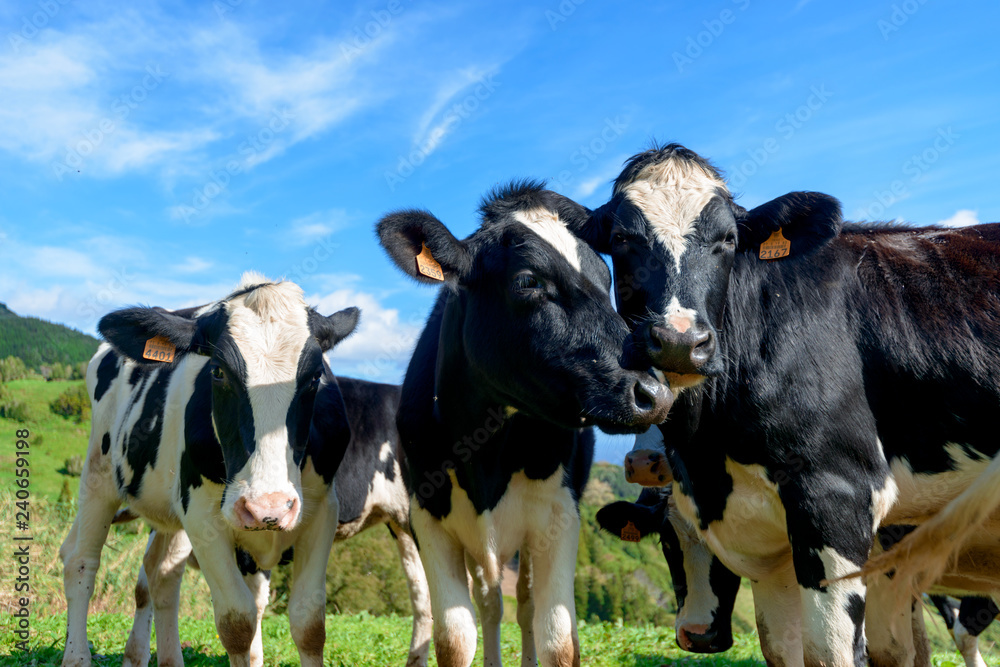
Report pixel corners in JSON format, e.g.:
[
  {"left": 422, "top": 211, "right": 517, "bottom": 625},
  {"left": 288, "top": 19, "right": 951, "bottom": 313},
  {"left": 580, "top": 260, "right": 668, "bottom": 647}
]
[
  {"left": 0, "top": 612, "right": 770, "bottom": 666},
  {"left": 0, "top": 378, "right": 92, "bottom": 501}
]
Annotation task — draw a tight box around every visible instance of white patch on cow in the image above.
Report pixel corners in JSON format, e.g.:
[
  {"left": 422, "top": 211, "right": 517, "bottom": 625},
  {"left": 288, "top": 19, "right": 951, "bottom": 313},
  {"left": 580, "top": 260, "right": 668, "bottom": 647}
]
[
  {"left": 954, "top": 616, "right": 988, "bottom": 667},
  {"left": 882, "top": 443, "right": 991, "bottom": 525},
  {"left": 871, "top": 442, "right": 899, "bottom": 529},
  {"left": 629, "top": 425, "right": 664, "bottom": 454},
  {"left": 676, "top": 460, "right": 791, "bottom": 582},
  {"left": 666, "top": 494, "right": 720, "bottom": 635},
  {"left": 801, "top": 547, "right": 865, "bottom": 666},
  {"left": 336, "top": 440, "right": 410, "bottom": 538},
  {"left": 663, "top": 296, "right": 698, "bottom": 335},
  {"left": 221, "top": 277, "right": 312, "bottom": 524},
  {"left": 618, "top": 159, "right": 727, "bottom": 272},
  {"left": 512, "top": 208, "right": 582, "bottom": 272}
]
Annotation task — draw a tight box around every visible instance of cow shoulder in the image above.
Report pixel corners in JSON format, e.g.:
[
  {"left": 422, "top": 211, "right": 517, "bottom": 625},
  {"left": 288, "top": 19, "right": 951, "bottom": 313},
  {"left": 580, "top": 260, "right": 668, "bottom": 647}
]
[{"left": 737, "top": 191, "right": 842, "bottom": 257}]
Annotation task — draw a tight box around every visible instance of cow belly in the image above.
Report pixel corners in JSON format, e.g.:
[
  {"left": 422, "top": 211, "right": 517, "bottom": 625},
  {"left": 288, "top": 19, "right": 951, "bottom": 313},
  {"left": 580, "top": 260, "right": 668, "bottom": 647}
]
[
  {"left": 883, "top": 444, "right": 992, "bottom": 525},
  {"left": 676, "top": 461, "right": 792, "bottom": 580},
  {"left": 439, "top": 467, "right": 576, "bottom": 587}
]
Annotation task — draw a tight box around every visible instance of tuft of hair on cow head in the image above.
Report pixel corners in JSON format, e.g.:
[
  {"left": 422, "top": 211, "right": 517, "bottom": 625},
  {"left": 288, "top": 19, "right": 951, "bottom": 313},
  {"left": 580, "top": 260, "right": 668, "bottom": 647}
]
[
  {"left": 376, "top": 210, "right": 472, "bottom": 284},
  {"left": 737, "top": 191, "right": 843, "bottom": 257},
  {"left": 98, "top": 307, "right": 201, "bottom": 363},
  {"left": 308, "top": 306, "right": 360, "bottom": 352}
]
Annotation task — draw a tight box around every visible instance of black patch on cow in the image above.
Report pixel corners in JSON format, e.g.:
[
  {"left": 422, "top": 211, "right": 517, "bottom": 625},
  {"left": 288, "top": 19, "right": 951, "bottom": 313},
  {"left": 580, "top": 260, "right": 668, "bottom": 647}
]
[
  {"left": 204, "top": 325, "right": 257, "bottom": 484},
  {"left": 845, "top": 592, "right": 866, "bottom": 665},
  {"left": 180, "top": 365, "right": 226, "bottom": 513},
  {"left": 115, "top": 465, "right": 125, "bottom": 491},
  {"left": 285, "top": 341, "right": 325, "bottom": 469},
  {"left": 101, "top": 432, "right": 111, "bottom": 456},
  {"left": 235, "top": 547, "right": 259, "bottom": 575},
  {"left": 332, "top": 378, "right": 398, "bottom": 523},
  {"left": 122, "top": 367, "right": 172, "bottom": 497},
  {"left": 959, "top": 597, "right": 1000, "bottom": 635},
  {"left": 129, "top": 366, "right": 142, "bottom": 386},
  {"left": 279, "top": 547, "right": 294, "bottom": 566},
  {"left": 94, "top": 350, "right": 119, "bottom": 402}
]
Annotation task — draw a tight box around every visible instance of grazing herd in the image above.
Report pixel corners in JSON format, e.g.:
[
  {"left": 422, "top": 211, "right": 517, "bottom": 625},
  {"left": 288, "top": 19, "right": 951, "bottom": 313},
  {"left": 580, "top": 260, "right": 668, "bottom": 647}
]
[{"left": 59, "top": 144, "right": 998, "bottom": 667}]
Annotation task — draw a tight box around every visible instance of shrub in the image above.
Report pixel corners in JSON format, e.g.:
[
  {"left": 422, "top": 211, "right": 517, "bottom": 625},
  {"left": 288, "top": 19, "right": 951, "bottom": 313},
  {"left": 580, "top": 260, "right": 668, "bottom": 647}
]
[
  {"left": 64, "top": 455, "right": 85, "bottom": 477},
  {"left": 0, "top": 386, "right": 34, "bottom": 422},
  {"left": 50, "top": 384, "right": 91, "bottom": 422}
]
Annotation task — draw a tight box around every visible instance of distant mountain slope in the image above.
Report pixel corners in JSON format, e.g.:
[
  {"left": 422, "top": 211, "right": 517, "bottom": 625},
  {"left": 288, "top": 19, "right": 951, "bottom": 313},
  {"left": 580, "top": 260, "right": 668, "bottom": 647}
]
[{"left": 0, "top": 303, "right": 100, "bottom": 370}]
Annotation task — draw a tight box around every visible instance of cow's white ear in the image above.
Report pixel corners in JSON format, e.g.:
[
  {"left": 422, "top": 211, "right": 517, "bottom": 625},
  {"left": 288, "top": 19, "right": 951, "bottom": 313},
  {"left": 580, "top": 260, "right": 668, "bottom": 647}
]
[
  {"left": 310, "top": 307, "right": 359, "bottom": 351},
  {"left": 98, "top": 307, "right": 198, "bottom": 363},
  {"left": 376, "top": 210, "right": 472, "bottom": 284}
]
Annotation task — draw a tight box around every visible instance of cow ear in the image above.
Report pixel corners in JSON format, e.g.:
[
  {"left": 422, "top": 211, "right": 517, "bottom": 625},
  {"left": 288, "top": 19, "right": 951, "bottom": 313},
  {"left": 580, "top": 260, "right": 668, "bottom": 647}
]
[
  {"left": 572, "top": 200, "right": 615, "bottom": 254},
  {"left": 310, "top": 307, "right": 360, "bottom": 352},
  {"left": 376, "top": 210, "right": 472, "bottom": 284},
  {"left": 98, "top": 307, "right": 199, "bottom": 363},
  {"left": 595, "top": 501, "right": 658, "bottom": 540},
  {"left": 737, "top": 191, "right": 842, "bottom": 256}
]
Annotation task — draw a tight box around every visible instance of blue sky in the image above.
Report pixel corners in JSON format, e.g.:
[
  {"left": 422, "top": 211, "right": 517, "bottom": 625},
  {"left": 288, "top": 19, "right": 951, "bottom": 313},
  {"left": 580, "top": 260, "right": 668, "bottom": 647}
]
[{"left": 1, "top": 0, "right": 998, "bottom": 462}]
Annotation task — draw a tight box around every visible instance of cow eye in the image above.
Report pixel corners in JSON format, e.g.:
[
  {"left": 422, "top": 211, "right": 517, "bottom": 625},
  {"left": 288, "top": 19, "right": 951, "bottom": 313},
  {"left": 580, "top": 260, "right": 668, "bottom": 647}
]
[
  {"left": 210, "top": 364, "right": 226, "bottom": 382},
  {"left": 512, "top": 272, "right": 542, "bottom": 294},
  {"left": 311, "top": 369, "right": 323, "bottom": 386},
  {"left": 611, "top": 232, "right": 628, "bottom": 251}
]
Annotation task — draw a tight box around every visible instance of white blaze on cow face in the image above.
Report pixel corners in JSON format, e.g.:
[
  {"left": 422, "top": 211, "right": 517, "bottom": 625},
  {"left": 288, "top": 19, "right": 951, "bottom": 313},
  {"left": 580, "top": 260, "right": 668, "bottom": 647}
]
[
  {"left": 219, "top": 276, "right": 314, "bottom": 532},
  {"left": 619, "top": 158, "right": 728, "bottom": 272},
  {"left": 511, "top": 208, "right": 583, "bottom": 272}
]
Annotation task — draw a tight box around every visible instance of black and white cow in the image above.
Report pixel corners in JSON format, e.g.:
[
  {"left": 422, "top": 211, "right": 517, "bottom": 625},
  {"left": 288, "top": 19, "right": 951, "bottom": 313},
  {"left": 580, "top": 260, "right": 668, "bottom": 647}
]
[
  {"left": 579, "top": 144, "right": 1000, "bottom": 667},
  {"left": 596, "top": 484, "right": 741, "bottom": 653},
  {"left": 929, "top": 596, "right": 999, "bottom": 667},
  {"left": 60, "top": 274, "right": 359, "bottom": 667},
  {"left": 376, "top": 181, "right": 672, "bottom": 667},
  {"left": 118, "top": 377, "right": 433, "bottom": 667}
]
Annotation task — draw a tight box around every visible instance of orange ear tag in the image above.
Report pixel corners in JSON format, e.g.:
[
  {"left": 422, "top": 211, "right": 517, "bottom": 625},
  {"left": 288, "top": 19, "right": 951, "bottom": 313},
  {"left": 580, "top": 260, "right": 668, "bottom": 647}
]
[
  {"left": 142, "top": 336, "right": 176, "bottom": 363},
  {"left": 415, "top": 243, "right": 444, "bottom": 281},
  {"left": 759, "top": 228, "right": 791, "bottom": 261},
  {"left": 621, "top": 521, "right": 641, "bottom": 543}
]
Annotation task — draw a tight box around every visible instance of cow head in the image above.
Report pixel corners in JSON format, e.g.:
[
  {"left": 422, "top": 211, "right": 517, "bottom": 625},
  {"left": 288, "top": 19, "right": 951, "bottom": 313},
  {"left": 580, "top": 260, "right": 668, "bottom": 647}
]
[
  {"left": 583, "top": 144, "right": 841, "bottom": 388},
  {"left": 377, "top": 180, "right": 671, "bottom": 433},
  {"left": 597, "top": 487, "right": 741, "bottom": 653},
  {"left": 98, "top": 273, "right": 359, "bottom": 532}
]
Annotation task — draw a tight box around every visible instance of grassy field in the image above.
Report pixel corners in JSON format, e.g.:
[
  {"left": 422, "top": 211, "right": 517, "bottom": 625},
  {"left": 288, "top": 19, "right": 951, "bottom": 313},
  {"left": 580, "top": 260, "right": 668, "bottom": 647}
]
[{"left": 0, "top": 378, "right": 996, "bottom": 666}]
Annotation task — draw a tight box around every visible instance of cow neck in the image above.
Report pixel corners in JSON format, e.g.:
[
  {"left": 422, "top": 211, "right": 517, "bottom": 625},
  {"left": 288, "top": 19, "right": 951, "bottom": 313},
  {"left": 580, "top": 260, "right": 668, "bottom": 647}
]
[{"left": 432, "top": 289, "right": 510, "bottom": 447}]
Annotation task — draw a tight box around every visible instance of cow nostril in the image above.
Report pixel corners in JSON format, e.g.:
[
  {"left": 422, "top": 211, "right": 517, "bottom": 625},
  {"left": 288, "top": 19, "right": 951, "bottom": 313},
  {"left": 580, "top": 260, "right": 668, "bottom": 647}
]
[
  {"left": 633, "top": 381, "right": 655, "bottom": 412},
  {"left": 286, "top": 499, "right": 295, "bottom": 509}
]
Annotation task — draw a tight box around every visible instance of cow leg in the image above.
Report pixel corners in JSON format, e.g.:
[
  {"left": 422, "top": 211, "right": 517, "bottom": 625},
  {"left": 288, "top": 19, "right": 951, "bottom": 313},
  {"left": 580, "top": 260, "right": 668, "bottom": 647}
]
[
  {"left": 123, "top": 530, "right": 191, "bottom": 667},
  {"left": 60, "top": 455, "right": 121, "bottom": 667},
  {"left": 182, "top": 514, "right": 257, "bottom": 667},
  {"left": 911, "top": 599, "right": 930, "bottom": 667},
  {"left": 751, "top": 564, "right": 804, "bottom": 667},
  {"left": 865, "top": 573, "right": 919, "bottom": 667},
  {"left": 785, "top": 483, "right": 872, "bottom": 667},
  {"left": 389, "top": 522, "right": 432, "bottom": 667},
  {"left": 287, "top": 492, "right": 338, "bottom": 667},
  {"left": 516, "top": 546, "right": 538, "bottom": 667},
  {"left": 467, "top": 553, "right": 503, "bottom": 667},
  {"left": 953, "top": 597, "right": 995, "bottom": 667},
  {"left": 528, "top": 504, "right": 580, "bottom": 667},
  {"left": 244, "top": 570, "right": 269, "bottom": 667},
  {"left": 411, "top": 504, "right": 477, "bottom": 667}
]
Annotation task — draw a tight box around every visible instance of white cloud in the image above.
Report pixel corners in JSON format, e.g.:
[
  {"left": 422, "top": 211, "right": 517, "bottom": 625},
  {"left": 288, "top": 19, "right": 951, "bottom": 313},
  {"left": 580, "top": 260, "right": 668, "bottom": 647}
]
[
  {"left": 575, "top": 154, "right": 630, "bottom": 199},
  {"left": 936, "top": 209, "right": 979, "bottom": 227},
  {"left": 288, "top": 210, "right": 350, "bottom": 246},
  {"left": 411, "top": 66, "right": 497, "bottom": 157},
  {"left": 309, "top": 288, "right": 422, "bottom": 383},
  {"left": 172, "top": 257, "right": 214, "bottom": 274}
]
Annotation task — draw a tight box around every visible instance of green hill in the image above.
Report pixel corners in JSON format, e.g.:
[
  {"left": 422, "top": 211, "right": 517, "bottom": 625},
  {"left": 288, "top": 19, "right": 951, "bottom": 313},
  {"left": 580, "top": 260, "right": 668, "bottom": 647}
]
[{"left": 0, "top": 303, "right": 100, "bottom": 371}]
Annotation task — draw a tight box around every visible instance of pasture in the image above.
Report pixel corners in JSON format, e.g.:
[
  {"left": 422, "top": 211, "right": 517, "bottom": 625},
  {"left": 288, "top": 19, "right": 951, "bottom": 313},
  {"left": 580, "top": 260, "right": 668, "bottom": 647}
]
[{"left": 0, "top": 377, "right": 994, "bottom": 665}]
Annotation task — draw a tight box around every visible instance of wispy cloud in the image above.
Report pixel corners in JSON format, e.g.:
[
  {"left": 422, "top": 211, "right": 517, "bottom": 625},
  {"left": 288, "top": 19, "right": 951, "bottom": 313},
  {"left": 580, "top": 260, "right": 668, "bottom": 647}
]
[
  {"left": 411, "top": 66, "right": 499, "bottom": 157},
  {"left": 287, "top": 210, "right": 351, "bottom": 246},
  {"left": 172, "top": 256, "right": 214, "bottom": 274},
  {"left": 937, "top": 209, "right": 979, "bottom": 227}
]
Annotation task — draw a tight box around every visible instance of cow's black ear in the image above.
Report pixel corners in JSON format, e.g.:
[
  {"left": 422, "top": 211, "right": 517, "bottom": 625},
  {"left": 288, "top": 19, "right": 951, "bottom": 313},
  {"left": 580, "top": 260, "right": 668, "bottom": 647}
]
[
  {"left": 98, "top": 307, "right": 199, "bottom": 363},
  {"left": 572, "top": 200, "right": 615, "bottom": 254},
  {"left": 310, "top": 307, "right": 360, "bottom": 352},
  {"left": 737, "top": 191, "right": 842, "bottom": 256},
  {"left": 376, "top": 210, "right": 472, "bottom": 284},
  {"left": 595, "top": 501, "right": 658, "bottom": 540}
]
